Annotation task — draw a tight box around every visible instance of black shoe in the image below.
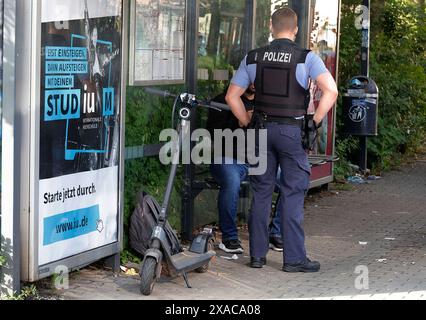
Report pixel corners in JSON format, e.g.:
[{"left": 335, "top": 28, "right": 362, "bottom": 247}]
[
  {"left": 269, "top": 236, "right": 283, "bottom": 252},
  {"left": 219, "top": 239, "right": 244, "bottom": 254},
  {"left": 250, "top": 257, "right": 267, "bottom": 268},
  {"left": 282, "top": 258, "right": 320, "bottom": 273}
]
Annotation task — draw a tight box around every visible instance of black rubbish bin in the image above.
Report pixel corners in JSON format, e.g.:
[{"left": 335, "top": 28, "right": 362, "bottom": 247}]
[{"left": 342, "top": 76, "right": 379, "bottom": 136}]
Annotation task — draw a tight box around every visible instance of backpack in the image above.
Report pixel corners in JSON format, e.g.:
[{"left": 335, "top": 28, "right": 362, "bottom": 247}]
[{"left": 129, "top": 191, "right": 182, "bottom": 257}]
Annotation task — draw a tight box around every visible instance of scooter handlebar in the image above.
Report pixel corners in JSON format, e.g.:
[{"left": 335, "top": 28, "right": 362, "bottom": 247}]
[
  {"left": 209, "top": 101, "right": 231, "bottom": 112},
  {"left": 197, "top": 101, "right": 231, "bottom": 112},
  {"left": 144, "top": 87, "right": 177, "bottom": 99},
  {"left": 144, "top": 88, "right": 231, "bottom": 112}
]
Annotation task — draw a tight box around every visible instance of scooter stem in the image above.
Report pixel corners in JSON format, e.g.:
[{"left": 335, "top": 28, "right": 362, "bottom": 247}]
[{"left": 159, "top": 119, "right": 187, "bottom": 224}]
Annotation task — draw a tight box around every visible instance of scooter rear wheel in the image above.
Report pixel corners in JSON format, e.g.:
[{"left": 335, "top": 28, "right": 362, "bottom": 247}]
[
  {"left": 195, "top": 239, "right": 215, "bottom": 273},
  {"left": 140, "top": 257, "right": 158, "bottom": 295}
]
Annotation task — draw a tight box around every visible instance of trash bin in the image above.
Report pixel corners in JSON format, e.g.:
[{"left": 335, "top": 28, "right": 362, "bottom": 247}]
[{"left": 342, "top": 76, "right": 379, "bottom": 136}]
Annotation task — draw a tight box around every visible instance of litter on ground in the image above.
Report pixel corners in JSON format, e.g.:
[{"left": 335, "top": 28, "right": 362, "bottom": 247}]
[
  {"left": 347, "top": 176, "right": 368, "bottom": 184},
  {"left": 219, "top": 254, "right": 239, "bottom": 260}
]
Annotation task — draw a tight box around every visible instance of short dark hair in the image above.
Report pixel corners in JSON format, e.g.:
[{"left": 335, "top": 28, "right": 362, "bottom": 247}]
[{"left": 271, "top": 7, "right": 298, "bottom": 33}]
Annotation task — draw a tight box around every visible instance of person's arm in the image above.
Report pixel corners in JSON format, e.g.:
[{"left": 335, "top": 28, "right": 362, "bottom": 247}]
[
  {"left": 313, "top": 72, "right": 338, "bottom": 126},
  {"left": 225, "top": 84, "right": 251, "bottom": 127},
  {"left": 305, "top": 52, "right": 339, "bottom": 126},
  {"left": 226, "top": 55, "right": 254, "bottom": 127}
]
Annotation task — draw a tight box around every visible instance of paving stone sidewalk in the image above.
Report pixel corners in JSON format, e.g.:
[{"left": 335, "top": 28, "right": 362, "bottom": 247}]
[{"left": 39, "top": 155, "right": 426, "bottom": 300}]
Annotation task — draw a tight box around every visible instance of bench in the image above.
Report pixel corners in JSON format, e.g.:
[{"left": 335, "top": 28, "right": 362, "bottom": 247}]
[{"left": 195, "top": 155, "right": 339, "bottom": 222}]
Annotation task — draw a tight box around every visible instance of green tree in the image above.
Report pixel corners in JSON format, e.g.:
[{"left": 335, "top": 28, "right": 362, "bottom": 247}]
[{"left": 336, "top": 0, "right": 426, "bottom": 173}]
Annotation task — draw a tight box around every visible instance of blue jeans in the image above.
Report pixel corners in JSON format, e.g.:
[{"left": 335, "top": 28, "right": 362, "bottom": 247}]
[{"left": 211, "top": 159, "right": 282, "bottom": 241}]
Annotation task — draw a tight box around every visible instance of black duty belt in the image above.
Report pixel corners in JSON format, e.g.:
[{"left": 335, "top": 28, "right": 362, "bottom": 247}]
[{"left": 265, "top": 115, "right": 304, "bottom": 126}]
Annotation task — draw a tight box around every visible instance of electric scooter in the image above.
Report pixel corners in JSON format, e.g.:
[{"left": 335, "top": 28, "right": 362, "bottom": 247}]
[{"left": 139, "top": 88, "right": 230, "bottom": 296}]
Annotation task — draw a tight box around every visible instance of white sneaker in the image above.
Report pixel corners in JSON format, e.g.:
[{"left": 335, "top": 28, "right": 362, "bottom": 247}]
[{"left": 219, "top": 240, "right": 244, "bottom": 254}]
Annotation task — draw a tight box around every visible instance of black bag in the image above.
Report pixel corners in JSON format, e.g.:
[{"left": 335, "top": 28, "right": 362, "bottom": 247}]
[
  {"left": 302, "top": 114, "right": 322, "bottom": 151},
  {"left": 248, "top": 111, "right": 266, "bottom": 130},
  {"left": 129, "top": 191, "right": 182, "bottom": 257}
]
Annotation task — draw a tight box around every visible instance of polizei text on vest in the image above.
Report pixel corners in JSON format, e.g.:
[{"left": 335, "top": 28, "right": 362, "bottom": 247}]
[{"left": 263, "top": 51, "right": 292, "bottom": 63}]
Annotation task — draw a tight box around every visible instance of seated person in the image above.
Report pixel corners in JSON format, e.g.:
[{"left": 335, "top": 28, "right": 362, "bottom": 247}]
[{"left": 206, "top": 85, "right": 284, "bottom": 253}]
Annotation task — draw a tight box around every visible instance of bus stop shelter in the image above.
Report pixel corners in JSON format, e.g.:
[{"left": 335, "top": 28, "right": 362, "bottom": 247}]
[{"left": 0, "top": 0, "right": 341, "bottom": 295}]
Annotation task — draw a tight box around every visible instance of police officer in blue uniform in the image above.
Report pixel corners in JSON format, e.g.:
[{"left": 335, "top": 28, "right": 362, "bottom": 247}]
[{"left": 226, "top": 8, "right": 338, "bottom": 271}]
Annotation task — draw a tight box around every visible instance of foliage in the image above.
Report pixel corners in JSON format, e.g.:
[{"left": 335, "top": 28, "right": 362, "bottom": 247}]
[
  {"left": 336, "top": 0, "right": 426, "bottom": 174},
  {"left": 1, "top": 285, "right": 40, "bottom": 300},
  {"left": 333, "top": 136, "right": 359, "bottom": 180},
  {"left": 255, "top": 0, "right": 290, "bottom": 47},
  {"left": 0, "top": 255, "right": 6, "bottom": 267},
  {"left": 198, "top": 55, "right": 233, "bottom": 98},
  {"left": 120, "top": 248, "right": 142, "bottom": 265}
]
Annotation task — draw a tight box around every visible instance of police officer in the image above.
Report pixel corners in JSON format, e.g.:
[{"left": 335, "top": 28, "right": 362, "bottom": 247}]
[
  {"left": 226, "top": 8, "right": 338, "bottom": 271},
  {"left": 207, "top": 86, "right": 284, "bottom": 254}
]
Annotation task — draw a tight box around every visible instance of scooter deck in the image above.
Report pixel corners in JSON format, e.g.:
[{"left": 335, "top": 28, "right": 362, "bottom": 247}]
[{"left": 170, "top": 250, "right": 216, "bottom": 274}]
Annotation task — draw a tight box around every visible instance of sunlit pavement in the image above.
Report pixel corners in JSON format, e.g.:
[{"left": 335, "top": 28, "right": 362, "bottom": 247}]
[{"left": 39, "top": 154, "right": 426, "bottom": 300}]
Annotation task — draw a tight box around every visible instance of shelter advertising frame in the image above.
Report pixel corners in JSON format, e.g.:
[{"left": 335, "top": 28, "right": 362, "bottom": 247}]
[{"left": 19, "top": 0, "right": 128, "bottom": 282}]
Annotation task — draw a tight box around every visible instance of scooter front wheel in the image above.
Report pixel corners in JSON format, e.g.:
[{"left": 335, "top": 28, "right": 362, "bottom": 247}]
[{"left": 140, "top": 257, "right": 158, "bottom": 295}]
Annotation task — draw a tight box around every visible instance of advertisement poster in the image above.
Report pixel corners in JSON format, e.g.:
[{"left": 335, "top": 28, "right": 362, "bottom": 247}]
[{"left": 39, "top": 0, "right": 122, "bottom": 266}]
